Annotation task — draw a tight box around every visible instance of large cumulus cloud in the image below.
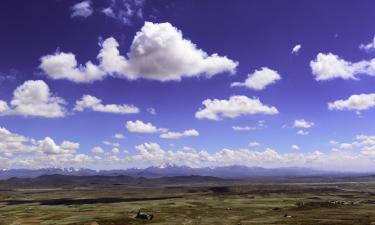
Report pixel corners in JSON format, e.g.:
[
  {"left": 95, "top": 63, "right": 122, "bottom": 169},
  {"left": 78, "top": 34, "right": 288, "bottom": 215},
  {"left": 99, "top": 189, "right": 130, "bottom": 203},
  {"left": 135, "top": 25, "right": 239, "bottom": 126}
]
[{"left": 40, "top": 22, "right": 238, "bottom": 82}]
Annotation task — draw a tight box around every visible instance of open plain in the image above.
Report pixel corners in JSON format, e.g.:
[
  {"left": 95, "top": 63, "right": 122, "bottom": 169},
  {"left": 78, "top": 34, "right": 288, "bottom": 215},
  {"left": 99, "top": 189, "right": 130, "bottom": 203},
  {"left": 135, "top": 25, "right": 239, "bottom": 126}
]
[{"left": 1, "top": 175, "right": 375, "bottom": 225}]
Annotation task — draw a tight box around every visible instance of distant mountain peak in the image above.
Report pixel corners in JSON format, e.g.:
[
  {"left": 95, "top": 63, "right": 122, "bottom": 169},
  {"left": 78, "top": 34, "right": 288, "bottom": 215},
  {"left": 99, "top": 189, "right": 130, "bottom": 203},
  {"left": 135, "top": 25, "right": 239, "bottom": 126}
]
[{"left": 156, "top": 162, "right": 178, "bottom": 169}]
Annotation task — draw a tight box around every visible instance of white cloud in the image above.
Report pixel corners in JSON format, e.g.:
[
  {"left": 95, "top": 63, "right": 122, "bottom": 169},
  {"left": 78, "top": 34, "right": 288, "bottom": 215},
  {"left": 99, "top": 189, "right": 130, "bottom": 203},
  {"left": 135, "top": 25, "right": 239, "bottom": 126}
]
[
  {"left": 102, "top": 22, "right": 238, "bottom": 81},
  {"left": 71, "top": 1, "right": 93, "bottom": 18},
  {"left": 310, "top": 53, "right": 357, "bottom": 81},
  {"left": 297, "top": 130, "right": 309, "bottom": 136},
  {"left": 248, "top": 142, "right": 260, "bottom": 147},
  {"left": 257, "top": 120, "right": 266, "bottom": 128},
  {"left": 232, "top": 120, "right": 267, "bottom": 132},
  {"left": 39, "top": 52, "right": 105, "bottom": 83},
  {"left": 0, "top": 74, "right": 16, "bottom": 85},
  {"left": 101, "top": 0, "right": 144, "bottom": 25},
  {"left": 96, "top": 37, "right": 128, "bottom": 77},
  {"left": 293, "top": 119, "right": 314, "bottom": 129},
  {"left": 359, "top": 36, "right": 375, "bottom": 52},
  {"left": 195, "top": 95, "right": 278, "bottom": 120},
  {"left": 0, "top": 127, "right": 30, "bottom": 157},
  {"left": 0, "top": 127, "right": 100, "bottom": 169},
  {"left": 328, "top": 93, "right": 375, "bottom": 111},
  {"left": 147, "top": 107, "right": 156, "bottom": 115},
  {"left": 291, "top": 145, "right": 300, "bottom": 151},
  {"left": 91, "top": 146, "right": 104, "bottom": 154},
  {"left": 119, "top": 142, "right": 375, "bottom": 171},
  {"left": 310, "top": 52, "right": 375, "bottom": 81},
  {"left": 74, "top": 94, "right": 139, "bottom": 114},
  {"left": 40, "top": 22, "right": 238, "bottom": 83},
  {"left": 0, "top": 101, "right": 9, "bottom": 113},
  {"left": 2, "top": 127, "right": 375, "bottom": 171},
  {"left": 160, "top": 129, "right": 199, "bottom": 139},
  {"left": 112, "top": 147, "right": 120, "bottom": 154},
  {"left": 291, "top": 44, "right": 301, "bottom": 54},
  {"left": 0, "top": 80, "right": 66, "bottom": 118},
  {"left": 103, "top": 141, "right": 120, "bottom": 147},
  {"left": 232, "top": 126, "right": 256, "bottom": 131},
  {"left": 331, "top": 135, "right": 375, "bottom": 157},
  {"left": 102, "top": 7, "right": 115, "bottom": 18},
  {"left": 231, "top": 67, "right": 281, "bottom": 90},
  {"left": 339, "top": 142, "right": 357, "bottom": 150},
  {"left": 113, "top": 133, "right": 125, "bottom": 139},
  {"left": 126, "top": 120, "right": 197, "bottom": 139},
  {"left": 329, "top": 140, "right": 339, "bottom": 146},
  {"left": 35, "top": 137, "right": 79, "bottom": 155},
  {"left": 126, "top": 120, "right": 159, "bottom": 133}
]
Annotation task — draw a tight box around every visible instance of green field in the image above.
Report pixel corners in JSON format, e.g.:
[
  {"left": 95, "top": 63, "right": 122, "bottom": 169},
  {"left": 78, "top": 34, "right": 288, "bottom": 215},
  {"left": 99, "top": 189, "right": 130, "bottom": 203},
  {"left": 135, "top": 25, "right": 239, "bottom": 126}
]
[{"left": 1, "top": 177, "right": 375, "bottom": 225}]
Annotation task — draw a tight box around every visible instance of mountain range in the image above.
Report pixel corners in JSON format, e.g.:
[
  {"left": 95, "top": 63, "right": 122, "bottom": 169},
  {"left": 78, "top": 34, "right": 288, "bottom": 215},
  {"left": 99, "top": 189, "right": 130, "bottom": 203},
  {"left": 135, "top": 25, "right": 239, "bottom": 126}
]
[{"left": 0, "top": 165, "right": 358, "bottom": 180}]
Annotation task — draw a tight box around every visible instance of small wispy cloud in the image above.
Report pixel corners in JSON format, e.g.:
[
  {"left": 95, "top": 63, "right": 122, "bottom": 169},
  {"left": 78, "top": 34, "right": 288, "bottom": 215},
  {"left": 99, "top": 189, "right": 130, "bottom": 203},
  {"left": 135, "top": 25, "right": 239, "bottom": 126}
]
[
  {"left": 232, "top": 126, "right": 256, "bottom": 131},
  {"left": 102, "top": 0, "right": 145, "bottom": 25},
  {"left": 291, "top": 44, "right": 301, "bottom": 54},
  {"left": 359, "top": 36, "right": 375, "bottom": 52},
  {"left": 291, "top": 144, "right": 300, "bottom": 150},
  {"left": 147, "top": 107, "right": 157, "bottom": 115},
  {"left": 71, "top": 1, "right": 93, "bottom": 18}
]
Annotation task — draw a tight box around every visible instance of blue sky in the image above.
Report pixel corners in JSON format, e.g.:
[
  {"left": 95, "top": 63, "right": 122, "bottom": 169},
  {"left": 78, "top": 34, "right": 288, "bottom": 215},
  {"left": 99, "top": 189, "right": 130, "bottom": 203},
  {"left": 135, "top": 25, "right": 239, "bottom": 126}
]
[{"left": 0, "top": 0, "right": 375, "bottom": 170}]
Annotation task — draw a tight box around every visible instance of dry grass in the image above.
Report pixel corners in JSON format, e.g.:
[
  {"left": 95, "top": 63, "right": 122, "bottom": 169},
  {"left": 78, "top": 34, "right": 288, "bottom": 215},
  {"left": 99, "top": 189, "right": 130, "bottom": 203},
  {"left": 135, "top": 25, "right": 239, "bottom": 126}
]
[{"left": 1, "top": 181, "right": 375, "bottom": 224}]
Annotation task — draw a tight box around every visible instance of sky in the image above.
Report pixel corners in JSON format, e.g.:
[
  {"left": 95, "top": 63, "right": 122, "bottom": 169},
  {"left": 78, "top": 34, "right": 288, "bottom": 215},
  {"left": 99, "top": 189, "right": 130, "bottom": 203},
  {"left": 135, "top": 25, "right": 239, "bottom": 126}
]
[{"left": 0, "top": 0, "right": 375, "bottom": 171}]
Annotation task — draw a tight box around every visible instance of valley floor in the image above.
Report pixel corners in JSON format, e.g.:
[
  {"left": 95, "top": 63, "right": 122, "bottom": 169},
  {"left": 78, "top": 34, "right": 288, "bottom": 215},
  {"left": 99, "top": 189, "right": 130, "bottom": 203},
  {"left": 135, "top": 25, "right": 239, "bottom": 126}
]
[{"left": 1, "top": 180, "right": 375, "bottom": 224}]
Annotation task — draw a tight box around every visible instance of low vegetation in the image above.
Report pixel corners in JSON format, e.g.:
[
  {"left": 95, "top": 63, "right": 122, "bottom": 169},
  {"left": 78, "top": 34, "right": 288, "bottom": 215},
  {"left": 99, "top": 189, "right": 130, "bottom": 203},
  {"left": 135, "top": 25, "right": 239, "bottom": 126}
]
[{"left": 1, "top": 175, "right": 375, "bottom": 224}]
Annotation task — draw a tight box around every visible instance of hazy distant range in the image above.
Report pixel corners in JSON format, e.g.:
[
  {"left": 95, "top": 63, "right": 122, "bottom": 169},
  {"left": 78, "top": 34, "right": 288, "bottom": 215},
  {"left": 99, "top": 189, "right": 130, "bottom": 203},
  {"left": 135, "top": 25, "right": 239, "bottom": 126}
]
[{"left": 0, "top": 165, "right": 365, "bottom": 180}]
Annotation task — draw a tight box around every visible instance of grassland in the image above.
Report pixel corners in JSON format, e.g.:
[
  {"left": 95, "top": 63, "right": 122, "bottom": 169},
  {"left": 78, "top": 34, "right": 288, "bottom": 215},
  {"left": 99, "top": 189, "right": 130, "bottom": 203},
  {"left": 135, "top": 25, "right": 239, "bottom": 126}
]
[{"left": 1, "top": 176, "right": 375, "bottom": 224}]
